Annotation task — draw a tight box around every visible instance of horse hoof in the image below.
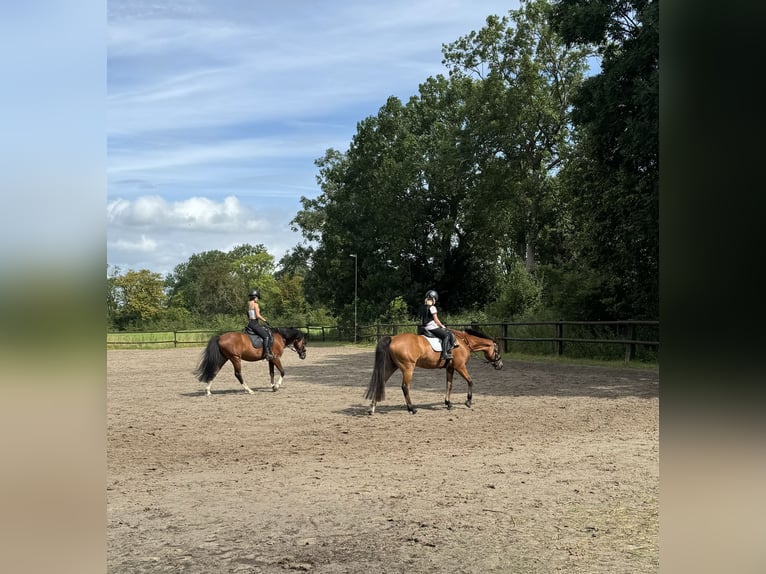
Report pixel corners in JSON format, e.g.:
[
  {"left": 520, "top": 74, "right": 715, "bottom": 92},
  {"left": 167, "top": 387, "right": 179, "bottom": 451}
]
[
  {"left": 465, "top": 400, "right": 472, "bottom": 408},
  {"left": 445, "top": 402, "right": 453, "bottom": 410},
  {"left": 408, "top": 408, "right": 417, "bottom": 415}
]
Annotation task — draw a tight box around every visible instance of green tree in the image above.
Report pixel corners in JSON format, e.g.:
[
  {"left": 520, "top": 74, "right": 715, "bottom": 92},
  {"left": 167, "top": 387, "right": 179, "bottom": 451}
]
[
  {"left": 111, "top": 269, "right": 167, "bottom": 329},
  {"left": 107, "top": 264, "right": 121, "bottom": 328},
  {"left": 442, "top": 0, "right": 589, "bottom": 274},
  {"left": 550, "top": 0, "right": 659, "bottom": 318}
]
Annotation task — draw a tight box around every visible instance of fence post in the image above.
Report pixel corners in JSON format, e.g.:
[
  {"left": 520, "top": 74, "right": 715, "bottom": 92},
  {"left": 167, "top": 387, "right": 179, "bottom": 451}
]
[
  {"left": 502, "top": 323, "right": 508, "bottom": 354},
  {"left": 555, "top": 321, "right": 564, "bottom": 356},
  {"left": 174, "top": 331, "right": 178, "bottom": 348},
  {"left": 624, "top": 323, "right": 637, "bottom": 362}
]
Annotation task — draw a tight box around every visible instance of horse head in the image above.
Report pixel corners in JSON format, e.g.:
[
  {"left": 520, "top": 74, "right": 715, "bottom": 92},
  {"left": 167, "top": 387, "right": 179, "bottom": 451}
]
[
  {"left": 464, "top": 328, "right": 503, "bottom": 370},
  {"left": 486, "top": 340, "right": 503, "bottom": 370},
  {"left": 293, "top": 335, "right": 307, "bottom": 360},
  {"left": 280, "top": 328, "right": 307, "bottom": 360}
]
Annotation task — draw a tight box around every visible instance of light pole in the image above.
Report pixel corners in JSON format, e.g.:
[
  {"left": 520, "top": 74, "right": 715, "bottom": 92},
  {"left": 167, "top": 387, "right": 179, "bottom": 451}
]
[{"left": 350, "top": 254, "right": 358, "bottom": 343}]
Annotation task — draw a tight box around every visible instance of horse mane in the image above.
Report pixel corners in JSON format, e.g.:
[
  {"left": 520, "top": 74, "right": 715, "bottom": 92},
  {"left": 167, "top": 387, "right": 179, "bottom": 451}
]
[
  {"left": 463, "top": 327, "right": 494, "bottom": 341},
  {"left": 275, "top": 326, "right": 305, "bottom": 340}
]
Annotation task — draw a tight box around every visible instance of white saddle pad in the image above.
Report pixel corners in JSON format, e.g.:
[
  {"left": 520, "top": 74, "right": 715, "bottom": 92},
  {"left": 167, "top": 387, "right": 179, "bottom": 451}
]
[{"left": 421, "top": 335, "right": 442, "bottom": 351}]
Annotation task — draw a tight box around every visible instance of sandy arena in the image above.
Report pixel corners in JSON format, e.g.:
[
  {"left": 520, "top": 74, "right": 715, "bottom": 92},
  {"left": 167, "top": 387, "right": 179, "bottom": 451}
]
[{"left": 107, "top": 343, "right": 658, "bottom": 573}]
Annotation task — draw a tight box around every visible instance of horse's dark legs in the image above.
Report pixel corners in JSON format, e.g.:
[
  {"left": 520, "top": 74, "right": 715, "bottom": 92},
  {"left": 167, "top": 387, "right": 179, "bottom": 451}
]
[
  {"left": 231, "top": 356, "right": 255, "bottom": 395},
  {"left": 268, "top": 357, "right": 285, "bottom": 391},
  {"left": 400, "top": 367, "right": 417, "bottom": 414}
]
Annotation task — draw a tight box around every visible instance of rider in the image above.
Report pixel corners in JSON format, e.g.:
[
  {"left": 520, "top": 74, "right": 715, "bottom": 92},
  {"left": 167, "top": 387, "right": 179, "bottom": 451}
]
[
  {"left": 418, "top": 289, "right": 457, "bottom": 362},
  {"left": 247, "top": 289, "right": 274, "bottom": 360}
]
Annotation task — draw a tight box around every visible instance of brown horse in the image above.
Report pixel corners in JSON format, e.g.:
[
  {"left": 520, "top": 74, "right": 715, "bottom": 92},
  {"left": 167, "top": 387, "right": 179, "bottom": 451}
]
[
  {"left": 193, "top": 327, "right": 307, "bottom": 396},
  {"left": 364, "top": 328, "right": 503, "bottom": 414}
]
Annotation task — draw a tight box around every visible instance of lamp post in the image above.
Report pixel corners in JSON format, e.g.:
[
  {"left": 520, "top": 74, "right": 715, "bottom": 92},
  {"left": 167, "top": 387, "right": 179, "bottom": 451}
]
[{"left": 350, "top": 254, "right": 358, "bottom": 343}]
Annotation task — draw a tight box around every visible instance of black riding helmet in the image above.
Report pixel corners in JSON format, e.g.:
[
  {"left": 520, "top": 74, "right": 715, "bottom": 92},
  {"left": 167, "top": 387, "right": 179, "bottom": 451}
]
[
  {"left": 425, "top": 289, "right": 438, "bottom": 301},
  {"left": 248, "top": 289, "right": 261, "bottom": 299}
]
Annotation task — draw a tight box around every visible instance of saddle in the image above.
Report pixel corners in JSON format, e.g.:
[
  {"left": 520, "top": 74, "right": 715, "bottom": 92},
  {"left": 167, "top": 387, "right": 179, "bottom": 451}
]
[{"left": 243, "top": 326, "right": 265, "bottom": 348}]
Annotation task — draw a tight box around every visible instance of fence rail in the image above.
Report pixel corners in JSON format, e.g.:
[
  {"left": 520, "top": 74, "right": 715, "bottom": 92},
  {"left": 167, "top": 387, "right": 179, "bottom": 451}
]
[{"left": 108, "top": 320, "right": 658, "bottom": 362}]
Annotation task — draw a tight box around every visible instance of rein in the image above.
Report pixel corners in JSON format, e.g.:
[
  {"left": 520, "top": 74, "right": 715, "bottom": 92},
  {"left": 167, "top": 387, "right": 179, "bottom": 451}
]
[{"left": 459, "top": 331, "right": 500, "bottom": 366}]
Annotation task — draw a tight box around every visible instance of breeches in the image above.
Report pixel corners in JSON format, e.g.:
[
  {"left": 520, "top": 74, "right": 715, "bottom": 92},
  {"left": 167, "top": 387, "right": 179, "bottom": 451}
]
[{"left": 248, "top": 322, "right": 272, "bottom": 344}]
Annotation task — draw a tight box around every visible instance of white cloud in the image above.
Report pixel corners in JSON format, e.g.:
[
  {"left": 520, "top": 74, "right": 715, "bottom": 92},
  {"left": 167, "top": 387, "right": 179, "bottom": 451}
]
[
  {"left": 107, "top": 195, "right": 267, "bottom": 232},
  {"left": 108, "top": 234, "right": 157, "bottom": 252},
  {"left": 107, "top": 0, "right": 518, "bottom": 275}
]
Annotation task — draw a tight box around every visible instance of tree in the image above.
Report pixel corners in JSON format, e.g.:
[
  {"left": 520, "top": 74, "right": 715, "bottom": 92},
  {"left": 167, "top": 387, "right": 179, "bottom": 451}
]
[
  {"left": 550, "top": 0, "right": 659, "bottom": 318},
  {"left": 291, "top": 2, "right": 590, "bottom": 320},
  {"left": 111, "top": 269, "right": 167, "bottom": 328},
  {"left": 442, "top": 0, "right": 589, "bottom": 273}
]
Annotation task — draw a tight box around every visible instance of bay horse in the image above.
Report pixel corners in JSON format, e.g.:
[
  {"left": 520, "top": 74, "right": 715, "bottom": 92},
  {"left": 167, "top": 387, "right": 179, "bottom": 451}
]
[
  {"left": 365, "top": 328, "right": 503, "bottom": 414},
  {"left": 193, "top": 327, "right": 307, "bottom": 396}
]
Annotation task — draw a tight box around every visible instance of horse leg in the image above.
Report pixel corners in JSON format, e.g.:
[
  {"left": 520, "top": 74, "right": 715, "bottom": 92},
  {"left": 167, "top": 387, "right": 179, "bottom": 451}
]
[
  {"left": 205, "top": 359, "right": 228, "bottom": 396},
  {"left": 231, "top": 356, "right": 255, "bottom": 394},
  {"left": 400, "top": 366, "right": 417, "bottom": 414},
  {"left": 269, "top": 358, "right": 285, "bottom": 391},
  {"left": 453, "top": 364, "right": 474, "bottom": 407},
  {"left": 444, "top": 365, "right": 455, "bottom": 409}
]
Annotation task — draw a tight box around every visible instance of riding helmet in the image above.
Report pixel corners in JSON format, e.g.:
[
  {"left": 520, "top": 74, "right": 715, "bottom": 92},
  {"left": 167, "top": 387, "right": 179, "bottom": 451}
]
[
  {"left": 248, "top": 289, "right": 261, "bottom": 299},
  {"left": 425, "top": 289, "right": 438, "bottom": 301}
]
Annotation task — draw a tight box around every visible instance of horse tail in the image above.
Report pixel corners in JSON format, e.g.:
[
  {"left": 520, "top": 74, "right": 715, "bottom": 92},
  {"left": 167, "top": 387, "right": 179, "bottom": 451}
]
[
  {"left": 365, "top": 336, "right": 394, "bottom": 402},
  {"left": 193, "top": 335, "right": 224, "bottom": 383}
]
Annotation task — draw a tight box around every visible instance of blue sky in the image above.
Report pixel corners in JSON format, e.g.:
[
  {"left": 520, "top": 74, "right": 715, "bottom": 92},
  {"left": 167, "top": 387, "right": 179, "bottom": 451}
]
[{"left": 107, "top": 0, "right": 520, "bottom": 277}]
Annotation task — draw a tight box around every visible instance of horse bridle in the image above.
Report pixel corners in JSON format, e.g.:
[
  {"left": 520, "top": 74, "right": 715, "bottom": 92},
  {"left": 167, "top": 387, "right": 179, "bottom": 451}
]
[
  {"left": 460, "top": 334, "right": 501, "bottom": 366},
  {"left": 486, "top": 341, "right": 501, "bottom": 366},
  {"left": 288, "top": 338, "right": 307, "bottom": 358}
]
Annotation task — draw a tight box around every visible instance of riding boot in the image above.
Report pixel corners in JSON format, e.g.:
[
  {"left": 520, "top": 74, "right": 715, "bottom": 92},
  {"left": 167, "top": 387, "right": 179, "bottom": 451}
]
[
  {"left": 265, "top": 336, "right": 275, "bottom": 360},
  {"left": 450, "top": 333, "right": 459, "bottom": 348}
]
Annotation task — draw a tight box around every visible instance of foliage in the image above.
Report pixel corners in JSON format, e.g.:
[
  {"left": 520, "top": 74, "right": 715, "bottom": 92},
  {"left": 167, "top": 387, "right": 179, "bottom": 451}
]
[
  {"left": 107, "top": 0, "right": 658, "bottom": 331},
  {"left": 376, "top": 296, "right": 411, "bottom": 324},
  {"left": 485, "top": 257, "right": 544, "bottom": 319},
  {"left": 290, "top": 0, "right": 589, "bottom": 323},
  {"left": 108, "top": 267, "right": 167, "bottom": 329},
  {"left": 550, "top": 0, "right": 659, "bottom": 318},
  {"left": 164, "top": 244, "right": 277, "bottom": 319}
]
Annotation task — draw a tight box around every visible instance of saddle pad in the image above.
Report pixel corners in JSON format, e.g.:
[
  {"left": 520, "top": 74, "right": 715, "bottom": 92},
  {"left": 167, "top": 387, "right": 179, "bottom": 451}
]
[
  {"left": 242, "top": 329, "right": 263, "bottom": 347},
  {"left": 421, "top": 335, "right": 442, "bottom": 352}
]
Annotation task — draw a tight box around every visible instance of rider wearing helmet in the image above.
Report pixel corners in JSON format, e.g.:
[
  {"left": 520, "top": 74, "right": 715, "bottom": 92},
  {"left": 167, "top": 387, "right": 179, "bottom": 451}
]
[
  {"left": 247, "top": 289, "right": 274, "bottom": 359},
  {"left": 418, "top": 289, "right": 457, "bottom": 362}
]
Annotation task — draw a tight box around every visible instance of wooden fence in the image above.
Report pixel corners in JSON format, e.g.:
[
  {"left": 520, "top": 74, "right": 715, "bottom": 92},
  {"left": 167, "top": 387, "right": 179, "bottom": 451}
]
[
  {"left": 108, "top": 320, "right": 658, "bottom": 362},
  {"left": 354, "top": 320, "right": 658, "bottom": 362}
]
